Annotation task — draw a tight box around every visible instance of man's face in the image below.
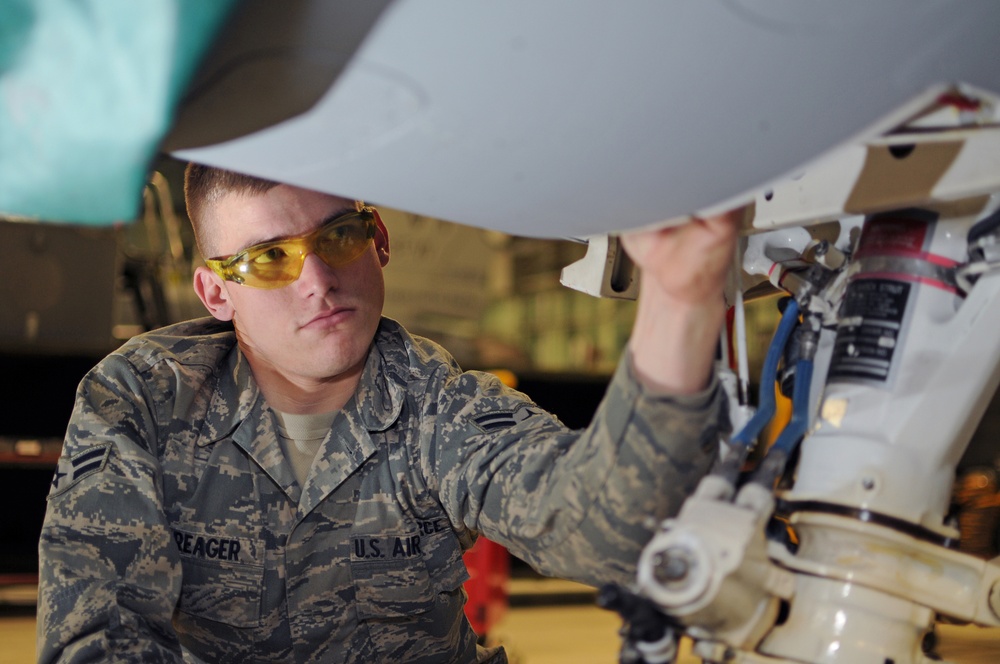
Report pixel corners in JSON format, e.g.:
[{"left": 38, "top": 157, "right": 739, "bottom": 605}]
[{"left": 195, "top": 184, "right": 389, "bottom": 390}]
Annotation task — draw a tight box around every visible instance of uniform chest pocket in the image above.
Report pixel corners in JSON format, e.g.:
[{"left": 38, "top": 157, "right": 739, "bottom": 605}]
[
  {"left": 350, "top": 533, "right": 436, "bottom": 620},
  {"left": 174, "top": 528, "right": 264, "bottom": 629}
]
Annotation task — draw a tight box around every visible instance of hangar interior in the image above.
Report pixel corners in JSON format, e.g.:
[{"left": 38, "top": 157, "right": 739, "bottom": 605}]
[
  {"left": 3, "top": 159, "right": 1000, "bottom": 663},
  {"left": 6, "top": 3, "right": 1000, "bottom": 662}
]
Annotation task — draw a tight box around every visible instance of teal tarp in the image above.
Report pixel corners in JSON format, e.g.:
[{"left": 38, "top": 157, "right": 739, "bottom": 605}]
[{"left": 0, "top": 0, "right": 237, "bottom": 224}]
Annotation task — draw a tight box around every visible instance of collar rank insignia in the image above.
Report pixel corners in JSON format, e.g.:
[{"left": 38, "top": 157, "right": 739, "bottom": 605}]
[{"left": 50, "top": 443, "right": 112, "bottom": 496}]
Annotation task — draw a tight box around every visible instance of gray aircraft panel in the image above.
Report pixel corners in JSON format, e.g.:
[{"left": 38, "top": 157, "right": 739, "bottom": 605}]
[{"left": 175, "top": 0, "right": 1000, "bottom": 238}]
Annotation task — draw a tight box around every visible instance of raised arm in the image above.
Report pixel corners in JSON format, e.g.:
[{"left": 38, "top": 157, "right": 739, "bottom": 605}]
[
  {"left": 623, "top": 209, "right": 742, "bottom": 394},
  {"left": 429, "top": 212, "right": 741, "bottom": 587}
]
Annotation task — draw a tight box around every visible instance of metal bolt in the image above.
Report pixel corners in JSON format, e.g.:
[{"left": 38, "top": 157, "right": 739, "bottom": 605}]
[{"left": 652, "top": 547, "right": 692, "bottom": 584}]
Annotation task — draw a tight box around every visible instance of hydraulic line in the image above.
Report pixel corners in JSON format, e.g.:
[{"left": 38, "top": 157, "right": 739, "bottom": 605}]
[
  {"left": 772, "top": 357, "right": 813, "bottom": 455},
  {"left": 713, "top": 297, "right": 800, "bottom": 485},
  {"left": 751, "top": 355, "right": 813, "bottom": 488}
]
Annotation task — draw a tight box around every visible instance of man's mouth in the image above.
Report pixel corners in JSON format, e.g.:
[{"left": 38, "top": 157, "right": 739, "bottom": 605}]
[{"left": 303, "top": 307, "right": 353, "bottom": 329}]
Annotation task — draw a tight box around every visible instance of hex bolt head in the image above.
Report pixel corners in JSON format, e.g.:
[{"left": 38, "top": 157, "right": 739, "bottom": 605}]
[{"left": 652, "top": 546, "right": 693, "bottom": 584}]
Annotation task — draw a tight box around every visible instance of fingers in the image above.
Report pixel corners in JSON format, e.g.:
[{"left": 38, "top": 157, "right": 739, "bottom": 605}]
[
  {"left": 620, "top": 207, "right": 742, "bottom": 304},
  {"left": 620, "top": 207, "right": 742, "bottom": 268}
]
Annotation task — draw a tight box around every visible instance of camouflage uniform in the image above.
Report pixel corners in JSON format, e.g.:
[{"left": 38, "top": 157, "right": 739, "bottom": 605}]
[{"left": 38, "top": 317, "right": 724, "bottom": 663}]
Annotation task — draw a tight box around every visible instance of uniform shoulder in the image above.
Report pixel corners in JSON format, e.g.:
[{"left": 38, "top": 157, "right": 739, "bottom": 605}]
[
  {"left": 375, "top": 318, "right": 517, "bottom": 400},
  {"left": 376, "top": 318, "right": 463, "bottom": 384},
  {"left": 110, "top": 317, "right": 237, "bottom": 373}
]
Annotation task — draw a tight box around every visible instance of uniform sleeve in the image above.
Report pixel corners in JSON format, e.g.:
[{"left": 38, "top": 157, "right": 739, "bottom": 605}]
[
  {"left": 37, "top": 355, "right": 185, "bottom": 663},
  {"left": 429, "top": 351, "right": 727, "bottom": 589}
]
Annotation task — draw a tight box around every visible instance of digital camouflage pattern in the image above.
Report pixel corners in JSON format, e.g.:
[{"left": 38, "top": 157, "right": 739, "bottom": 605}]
[{"left": 38, "top": 317, "right": 725, "bottom": 663}]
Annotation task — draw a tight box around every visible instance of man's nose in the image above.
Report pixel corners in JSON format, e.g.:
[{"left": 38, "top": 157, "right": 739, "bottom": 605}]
[{"left": 294, "top": 251, "right": 339, "bottom": 295}]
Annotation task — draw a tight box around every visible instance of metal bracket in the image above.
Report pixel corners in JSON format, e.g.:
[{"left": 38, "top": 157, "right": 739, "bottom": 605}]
[{"left": 559, "top": 234, "right": 639, "bottom": 300}]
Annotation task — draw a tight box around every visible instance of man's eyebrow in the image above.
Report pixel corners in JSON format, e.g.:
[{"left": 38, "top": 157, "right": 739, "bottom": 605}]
[
  {"left": 317, "top": 206, "right": 359, "bottom": 227},
  {"left": 235, "top": 206, "right": 358, "bottom": 254}
]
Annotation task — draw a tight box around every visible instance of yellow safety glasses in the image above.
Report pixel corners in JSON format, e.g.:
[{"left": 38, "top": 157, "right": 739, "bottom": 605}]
[{"left": 205, "top": 207, "right": 378, "bottom": 289}]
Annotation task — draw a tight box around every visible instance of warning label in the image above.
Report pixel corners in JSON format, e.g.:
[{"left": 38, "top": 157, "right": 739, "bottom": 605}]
[
  {"left": 854, "top": 216, "right": 929, "bottom": 259},
  {"left": 828, "top": 279, "right": 910, "bottom": 383}
]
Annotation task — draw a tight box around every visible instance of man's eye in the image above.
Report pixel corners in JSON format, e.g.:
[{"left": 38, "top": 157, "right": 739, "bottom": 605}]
[
  {"left": 329, "top": 221, "right": 364, "bottom": 242},
  {"left": 252, "top": 247, "right": 288, "bottom": 264},
  {"left": 327, "top": 226, "right": 350, "bottom": 241}
]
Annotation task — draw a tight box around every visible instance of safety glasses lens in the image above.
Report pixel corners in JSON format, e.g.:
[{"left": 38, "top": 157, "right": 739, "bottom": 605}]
[
  {"left": 314, "top": 216, "right": 375, "bottom": 266},
  {"left": 235, "top": 246, "right": 304, "bottom": 286},
  {"left": 216, "top": 210, "right": 376, "bottom": 289}
]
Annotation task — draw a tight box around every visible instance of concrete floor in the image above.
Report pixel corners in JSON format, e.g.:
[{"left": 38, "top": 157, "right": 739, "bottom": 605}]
[
  {"left": 4, "top": 587, "right": 1000, "bottom": 663},
  {"left": 6, "top": 609, "right": 1000, "bottom": 663},
  {"left": 0, "top": 611, "right": 33, "bottom": 664},
  {"left": 0, "top": 603, "right": 629, "bottom": 664}
]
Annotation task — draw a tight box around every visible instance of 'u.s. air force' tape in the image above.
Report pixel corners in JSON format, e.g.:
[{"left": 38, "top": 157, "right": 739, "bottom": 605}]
[{"left": 49, "top": 443, "right": 112, "bottom": 497}]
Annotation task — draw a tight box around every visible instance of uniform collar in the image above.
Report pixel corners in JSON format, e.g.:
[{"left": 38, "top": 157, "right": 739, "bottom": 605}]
[
  {"left": 198, "top": 322, "right": 408, "bottom": 444},
  {"left": 353, "top": 319, "right": 407, "bottom": 433},
  {"left": 198, "top": 344, "right": 261, "bottom": 447},
  {"left": 295, "top": 321, "right": 408, "bottom": 514},
  {"left": 194, "top": 321, "right": 408, "bottom": 507}
]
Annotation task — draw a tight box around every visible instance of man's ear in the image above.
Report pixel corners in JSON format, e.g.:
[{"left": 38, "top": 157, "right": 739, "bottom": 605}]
[
  {"left": 373, "top": 210, "right": 390, "bottom": 267},
  {"left": 193, "top": 266, "right": 235, "bottom": 321}
]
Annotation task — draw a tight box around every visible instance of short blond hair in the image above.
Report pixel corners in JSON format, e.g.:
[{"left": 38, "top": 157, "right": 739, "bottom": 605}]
[{"left": 184, "top": 163, "right": 280, "bottom": 258}]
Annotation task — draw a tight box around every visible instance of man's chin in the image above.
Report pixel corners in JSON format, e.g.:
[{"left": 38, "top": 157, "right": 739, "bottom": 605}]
[{"left": 304, "top": 353, "right": 367, "bottom": 383}]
